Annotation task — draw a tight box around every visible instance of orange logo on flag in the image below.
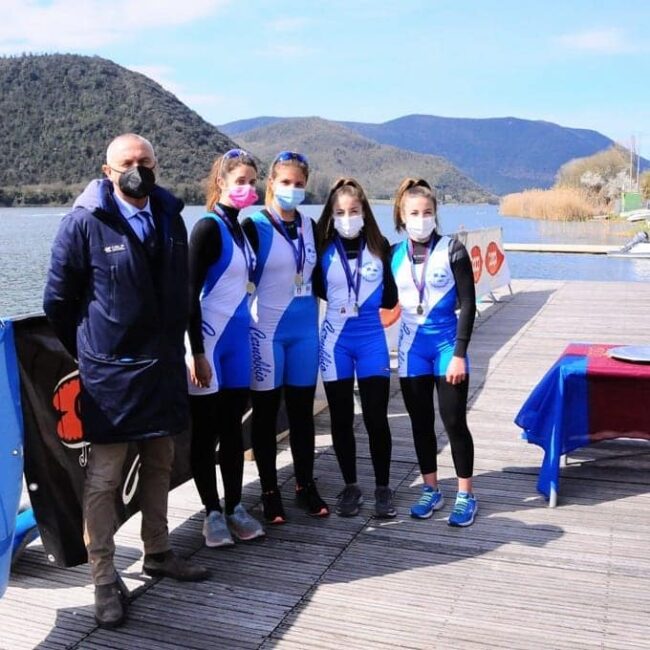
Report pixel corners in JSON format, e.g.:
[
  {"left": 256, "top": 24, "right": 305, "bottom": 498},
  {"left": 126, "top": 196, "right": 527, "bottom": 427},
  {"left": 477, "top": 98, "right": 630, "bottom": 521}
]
[{"left": 52, "top": 371, "right": 85, "bottom": 446}]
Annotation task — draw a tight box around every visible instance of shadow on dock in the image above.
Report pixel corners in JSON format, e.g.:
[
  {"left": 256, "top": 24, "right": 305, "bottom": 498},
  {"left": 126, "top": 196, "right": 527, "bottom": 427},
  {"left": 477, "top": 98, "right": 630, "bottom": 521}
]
[{"left": 8, "top": 280, "right": 650, "bottom": 649}]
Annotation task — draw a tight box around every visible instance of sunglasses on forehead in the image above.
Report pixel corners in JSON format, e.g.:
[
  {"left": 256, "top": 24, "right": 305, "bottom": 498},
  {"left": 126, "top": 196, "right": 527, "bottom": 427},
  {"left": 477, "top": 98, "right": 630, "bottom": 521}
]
[
  {"left": 273, "top": 151, "right": 309, "bottom": 166},
  {"left": 223, "top": 148, "right": 252, "bottom": 159}
]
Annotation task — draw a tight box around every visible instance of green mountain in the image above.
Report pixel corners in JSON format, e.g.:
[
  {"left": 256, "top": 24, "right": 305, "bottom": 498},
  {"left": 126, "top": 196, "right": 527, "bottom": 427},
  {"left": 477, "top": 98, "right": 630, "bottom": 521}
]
[
  {"left": 0, "top": 54, "right": 493, "bottom": 206},
  {"left": 0, "top": 54, "right": 239, "bottom": 205},
  {"left": 235, "top": 117, "right": 493, "bottom": 203},
  {"left": 222, "top": 115, "right": 621, "bottom": 195}
]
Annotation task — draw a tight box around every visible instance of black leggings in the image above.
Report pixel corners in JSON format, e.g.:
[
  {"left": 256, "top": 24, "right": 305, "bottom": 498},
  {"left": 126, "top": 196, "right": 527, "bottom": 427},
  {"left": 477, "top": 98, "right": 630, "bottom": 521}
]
[
  {"left": 251, "top": 385, "right": 316, "bottom": 492},
  {"left": 190, "top": 389, "right": 248, "bottom": 515},
  {"left": 400, "top": 375, "right": 474, "bottom": 478},
  {"left": 324, "top": 376, "right": 392, "bottom": 487}
]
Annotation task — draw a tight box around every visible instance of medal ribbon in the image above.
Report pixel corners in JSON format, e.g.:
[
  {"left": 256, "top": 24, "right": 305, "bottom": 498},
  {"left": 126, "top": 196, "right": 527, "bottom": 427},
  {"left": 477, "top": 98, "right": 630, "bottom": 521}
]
[
  {"left": 211, "top": 206, "right": 255, "bottom": 285},
  {"left": 407, "top": 236, "right": 436, "bottom": 308},
  {"left": 266, "top": 207, "right": 306, "bottom": 279},
  {"left": 333, "top": 234, "right": 364, "bottom": 305}
]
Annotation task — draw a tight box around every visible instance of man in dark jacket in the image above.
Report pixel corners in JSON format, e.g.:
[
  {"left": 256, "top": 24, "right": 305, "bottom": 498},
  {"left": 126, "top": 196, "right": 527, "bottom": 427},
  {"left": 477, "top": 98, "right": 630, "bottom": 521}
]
[{"left": 43, "top": 133, "right": 208, "bottom": 629}]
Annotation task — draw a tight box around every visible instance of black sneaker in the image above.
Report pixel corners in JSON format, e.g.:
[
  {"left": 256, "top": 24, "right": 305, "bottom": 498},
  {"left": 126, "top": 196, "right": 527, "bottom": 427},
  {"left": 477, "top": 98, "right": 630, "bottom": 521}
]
[
  {"left": 142, "top": 550, "right": 210, "bottom": 581},
  {"left": 261, "top": 489, "right": 286, "bottom": 525},
  {"left": 296, "top": 482, "right": 330, "bottom": 517},
  {"left": 335, "top": 484, "right": 363, "bottom": 517},
  {"left": 374, "top": 486, "right": 397, "bottom": 519}
]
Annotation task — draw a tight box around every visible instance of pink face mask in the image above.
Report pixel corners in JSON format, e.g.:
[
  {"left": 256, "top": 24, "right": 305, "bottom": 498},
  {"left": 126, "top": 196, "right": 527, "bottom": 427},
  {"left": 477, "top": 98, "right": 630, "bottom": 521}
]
[{"left": 228, "top": 184, "right": 258, "bottom": 209}]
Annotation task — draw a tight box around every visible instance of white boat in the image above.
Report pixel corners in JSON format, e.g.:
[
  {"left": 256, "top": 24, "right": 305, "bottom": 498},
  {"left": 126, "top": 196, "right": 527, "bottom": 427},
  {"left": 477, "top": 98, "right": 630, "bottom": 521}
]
[
  {"left": 621, "top": 208, "right": 650, "bottom": 222},
  {"left": 608, "top": 231, "right": 650, "bottom": 258}
]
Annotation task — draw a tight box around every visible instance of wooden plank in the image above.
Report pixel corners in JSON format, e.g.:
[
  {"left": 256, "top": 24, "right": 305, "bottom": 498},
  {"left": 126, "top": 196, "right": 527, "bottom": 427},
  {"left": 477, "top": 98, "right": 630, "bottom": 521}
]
[
  {"left": 504, "top": 242, "right": 616, "bottom": 254},
  {"left": 3, "top": 278, "right": 650, "bottom": 649}
]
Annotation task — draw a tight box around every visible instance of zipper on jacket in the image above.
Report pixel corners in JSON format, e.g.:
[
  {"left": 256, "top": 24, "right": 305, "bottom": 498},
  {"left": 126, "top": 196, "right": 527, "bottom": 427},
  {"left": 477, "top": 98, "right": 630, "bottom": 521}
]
[{"left": 110, "top": 265, "right": 117, "bottom": 315}]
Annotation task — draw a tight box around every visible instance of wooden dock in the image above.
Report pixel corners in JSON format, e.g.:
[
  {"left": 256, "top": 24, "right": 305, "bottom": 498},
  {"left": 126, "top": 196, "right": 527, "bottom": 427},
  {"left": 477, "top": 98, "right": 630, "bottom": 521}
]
[
  {"left": 2, "top": 278, "right": 650, "bottom": 649},
  {"left": 503, "top": 243, "right": 617, "bottom": 254}
]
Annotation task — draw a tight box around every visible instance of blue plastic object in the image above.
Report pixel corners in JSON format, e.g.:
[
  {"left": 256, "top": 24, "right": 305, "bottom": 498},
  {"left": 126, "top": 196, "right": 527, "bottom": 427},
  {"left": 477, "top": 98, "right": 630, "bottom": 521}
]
[
  {"left": 12, "top": 508, "right": 38, "bottom": 565},
  {"left": 0, "top": 320, "right": 25, "bottom": 598}
]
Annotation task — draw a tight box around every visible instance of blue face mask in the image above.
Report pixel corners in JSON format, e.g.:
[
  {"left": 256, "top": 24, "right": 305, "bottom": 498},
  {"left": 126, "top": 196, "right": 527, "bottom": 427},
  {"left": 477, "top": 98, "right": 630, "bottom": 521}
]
[{"left": 274, "top": 185, "right": 305, "bottom": 210}]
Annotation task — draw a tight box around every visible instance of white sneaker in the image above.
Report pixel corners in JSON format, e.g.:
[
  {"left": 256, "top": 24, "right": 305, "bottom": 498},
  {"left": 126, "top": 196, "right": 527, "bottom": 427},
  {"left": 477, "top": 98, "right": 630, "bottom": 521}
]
[
  {"left": 227, "top": 504, "right": 265, "bottom": 541},
  {"left": 203, "top": 510, "right": 235, "bottom": 547}
]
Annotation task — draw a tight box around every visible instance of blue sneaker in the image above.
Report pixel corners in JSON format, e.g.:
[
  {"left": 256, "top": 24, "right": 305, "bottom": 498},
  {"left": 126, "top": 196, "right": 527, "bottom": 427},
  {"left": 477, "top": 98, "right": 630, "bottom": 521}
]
[
  {"left": 410, "top": 485, "right": 444, "bottom": 519},
  {"left": 227, "top": 504, "right": 266, "bottom": 541},
  {"left": 203, "top": 510, "right": 234, "bottom": 548},
  {"left": 447, "top": 492, "right": 478, "bottom": 527}
]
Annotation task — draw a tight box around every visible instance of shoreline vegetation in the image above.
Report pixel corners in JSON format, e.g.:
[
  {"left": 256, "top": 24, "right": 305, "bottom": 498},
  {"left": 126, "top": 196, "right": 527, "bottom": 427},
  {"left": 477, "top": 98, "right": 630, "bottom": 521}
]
[
  {"left": 0, "top": 182, "right": 207, "bottom": 208},
  {"left": 0, "top": 185, "right": 494, "bottom": 209},
  {"left": 2, "top": 147, "right": 646, "bottom": 214},
  {"left": 500, "top": 145, "right": 650, "bottom": 221},
  {"left": 500, "top": 187, "right": 604, "bottom": 220}
]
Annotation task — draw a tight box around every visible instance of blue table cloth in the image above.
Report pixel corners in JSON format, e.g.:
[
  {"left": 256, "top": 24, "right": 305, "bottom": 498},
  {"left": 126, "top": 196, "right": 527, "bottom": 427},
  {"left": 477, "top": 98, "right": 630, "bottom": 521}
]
[{"left": 516, "top": 343, "right": 650, "bottom": 505}]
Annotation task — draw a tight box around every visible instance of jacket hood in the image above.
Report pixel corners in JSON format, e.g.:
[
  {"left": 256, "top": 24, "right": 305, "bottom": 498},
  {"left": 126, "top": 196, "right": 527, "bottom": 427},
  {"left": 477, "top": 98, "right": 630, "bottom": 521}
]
[{"left": 73, "top": 179, "right": 113, "bottom": 213}]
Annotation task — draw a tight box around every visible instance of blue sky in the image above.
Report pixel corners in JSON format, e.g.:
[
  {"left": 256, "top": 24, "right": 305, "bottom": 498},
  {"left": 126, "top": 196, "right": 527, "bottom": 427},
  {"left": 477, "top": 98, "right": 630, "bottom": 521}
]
[{"left": 2, "top": 0, "right": 649, "bottom": 156}]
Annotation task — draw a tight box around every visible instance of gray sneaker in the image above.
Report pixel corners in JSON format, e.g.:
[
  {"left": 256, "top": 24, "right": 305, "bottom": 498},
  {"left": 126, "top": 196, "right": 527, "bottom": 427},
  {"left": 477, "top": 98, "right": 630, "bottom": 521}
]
[
  {"left": 374, "top": 486, "right": 397, "bottom": 519},
  {"left": 203, "top": 510, "right": 234, "bottom": 548},
  {"left": 227, "top": 504, "right": 266, "bottom": 541},
  {"left": 336, "top": 484, "right": 363, "bottom": 517}
]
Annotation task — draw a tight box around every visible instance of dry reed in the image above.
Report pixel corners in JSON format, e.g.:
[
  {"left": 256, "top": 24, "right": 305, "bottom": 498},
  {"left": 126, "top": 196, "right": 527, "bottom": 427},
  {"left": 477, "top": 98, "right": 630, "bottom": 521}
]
[{"left": 499, "top": 187, "right": 604, "bottom": 220}]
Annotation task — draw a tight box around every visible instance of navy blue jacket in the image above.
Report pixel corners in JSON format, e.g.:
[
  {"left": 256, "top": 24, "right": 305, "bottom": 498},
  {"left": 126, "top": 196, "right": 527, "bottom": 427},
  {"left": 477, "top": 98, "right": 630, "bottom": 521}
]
[{"left": 43, "top": 179, "right": 189, "bottom": 443}]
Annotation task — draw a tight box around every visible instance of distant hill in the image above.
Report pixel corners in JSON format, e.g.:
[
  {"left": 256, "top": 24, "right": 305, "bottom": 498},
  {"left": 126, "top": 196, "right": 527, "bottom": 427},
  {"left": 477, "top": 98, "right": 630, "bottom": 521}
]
[
  {"left": 223, "top": 114, "right": 620, "bottom": 195},
  {"left": 221, "top": 116, "right": 287, "bottom": 135},
  {"left": 234, "top": 117, "right": 493, "bottom": 203},
  {"left": 339, "top": 115, "right": 621, "bottom": 194},
  {"left": 0, "top": 54, "right": 239, "bottom": 205}
]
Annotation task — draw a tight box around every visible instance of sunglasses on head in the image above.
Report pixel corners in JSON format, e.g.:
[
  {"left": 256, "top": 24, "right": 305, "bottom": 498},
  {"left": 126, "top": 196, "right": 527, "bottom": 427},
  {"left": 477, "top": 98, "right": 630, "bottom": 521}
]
[
  {"left": 273, "top": 151, "right": 309, "bottom": 166},
  {"left": 223, "top": 148, "right": 252, "bottom": 160}
]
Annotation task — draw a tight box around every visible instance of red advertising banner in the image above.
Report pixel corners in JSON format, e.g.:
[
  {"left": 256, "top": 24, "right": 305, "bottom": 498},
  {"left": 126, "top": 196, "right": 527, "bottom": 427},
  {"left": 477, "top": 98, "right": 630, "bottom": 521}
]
[{"left": 456, "top": 227, "right": 511, "bottom": 299}]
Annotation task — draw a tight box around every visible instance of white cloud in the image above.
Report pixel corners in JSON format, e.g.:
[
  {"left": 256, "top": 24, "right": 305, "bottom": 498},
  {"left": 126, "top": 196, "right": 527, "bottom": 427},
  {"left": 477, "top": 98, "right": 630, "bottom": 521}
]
[
  {"left": 556, "top": 28, "right": 643, "bottom": 55},
  {"left": 0, "top": 0, "right": 229, "bottom": 53},
  {"left": 128, "top": 64, "right": 226, "bottom": 113}
]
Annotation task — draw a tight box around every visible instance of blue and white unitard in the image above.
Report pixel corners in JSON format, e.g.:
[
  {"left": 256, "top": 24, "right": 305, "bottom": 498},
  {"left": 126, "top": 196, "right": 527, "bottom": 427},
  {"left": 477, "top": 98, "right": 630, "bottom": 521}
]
[
  {"left": 315, "top": 233, "right": 397, "bottom": 489},
  {"left": 318, "top": 237, "right": 393, "bottom": 382},
  {"left": 186, "top": 204, "right": 257, "bottom": 517},
  {"left": 186, "top": 210, "right": 255, "bottom": 394},
  {"left": 243, "top": 210, "right": 319, "bottom": 390},
  {"left": 392, "top": 235, "right": 473, "bottom": 378}
]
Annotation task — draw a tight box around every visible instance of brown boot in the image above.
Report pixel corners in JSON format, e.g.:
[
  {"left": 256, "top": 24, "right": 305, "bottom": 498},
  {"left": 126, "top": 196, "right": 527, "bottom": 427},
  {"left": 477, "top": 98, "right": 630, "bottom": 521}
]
[
  {"left": 94, "top": 582, "right": 125, "bottom": 629},
  {"left": 143, "top": 550, "right": 210, "bottom": 582}
]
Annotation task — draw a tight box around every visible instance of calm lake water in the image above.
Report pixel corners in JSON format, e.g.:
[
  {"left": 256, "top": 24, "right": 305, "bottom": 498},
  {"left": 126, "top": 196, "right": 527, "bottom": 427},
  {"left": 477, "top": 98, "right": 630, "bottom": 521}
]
[{"left": 1, "top": 203, "right": 648, "bottom": 318}]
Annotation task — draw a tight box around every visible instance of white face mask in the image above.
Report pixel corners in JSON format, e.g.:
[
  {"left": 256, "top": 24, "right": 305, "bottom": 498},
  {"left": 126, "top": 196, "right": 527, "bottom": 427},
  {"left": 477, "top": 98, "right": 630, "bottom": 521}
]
[
  {"left": 333, "top": 214, "right": 364, "bottom": 239},
  {"left": 405, "top": 216, "right": 436, "bottom": 242}
]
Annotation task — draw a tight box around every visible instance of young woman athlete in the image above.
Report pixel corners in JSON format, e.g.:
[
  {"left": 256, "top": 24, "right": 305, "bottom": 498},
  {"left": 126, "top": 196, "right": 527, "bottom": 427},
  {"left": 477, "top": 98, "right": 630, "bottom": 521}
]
[
  {"left": 391, "top": 178, "right": 478, "bottom": 526},
  {"left": 242, "top": 151, "right": 329, "bottom": 524},
  {"left": 186, "top": 149, "right": 265, "bottom": 546},
  {"left": 314, "top": 178, "right": 398, "bottom": 518}
]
